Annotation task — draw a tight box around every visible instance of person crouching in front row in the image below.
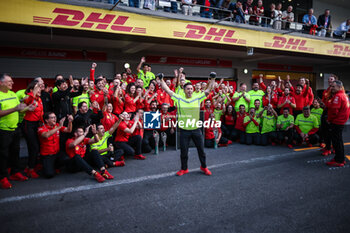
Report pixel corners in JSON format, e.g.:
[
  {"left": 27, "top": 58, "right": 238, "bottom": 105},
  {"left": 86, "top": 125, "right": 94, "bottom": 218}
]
[{"left": 66, "top": 125, "right": 114, "bottom": 183}]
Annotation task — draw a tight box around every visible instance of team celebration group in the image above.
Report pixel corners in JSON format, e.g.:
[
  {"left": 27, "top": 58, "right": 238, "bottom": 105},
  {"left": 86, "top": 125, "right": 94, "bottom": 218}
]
[{"left": 0, "top": 57, "right": 349, "bottom": 189}]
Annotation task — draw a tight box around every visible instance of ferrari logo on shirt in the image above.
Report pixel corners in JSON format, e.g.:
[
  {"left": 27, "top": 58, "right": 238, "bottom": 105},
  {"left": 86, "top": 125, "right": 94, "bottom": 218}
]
[
  {"left": 334, "top": 96, "right": 339, "bottom": 104},
  {"left": 95, "top": 94, "right": 99, "bottom": 98},
  {"left": 75, "top": 146, "right": 79, "bottom": 151}
]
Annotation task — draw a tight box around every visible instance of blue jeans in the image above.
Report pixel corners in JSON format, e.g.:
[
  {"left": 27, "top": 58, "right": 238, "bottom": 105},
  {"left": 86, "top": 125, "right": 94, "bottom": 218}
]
[
  {"left": 129, "top": 0, "right": 140, "bottom": 8},
  {"left": 108, "top": 0, "right": 118, "bottom": 3}
]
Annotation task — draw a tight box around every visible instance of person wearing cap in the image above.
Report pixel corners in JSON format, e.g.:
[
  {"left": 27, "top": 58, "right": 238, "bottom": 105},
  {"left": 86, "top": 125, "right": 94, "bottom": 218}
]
[
  {"left": 136, "top": 57, "right": 155, "bottom": 88},
  {"left": 0, "top": 74, "right": 30, "bottom": 189},
  {"left": 325, "top": 80, "right": 350, "bottom": 167},
  {"left": 159, "top": 72, "right": 216, "bottom": 176}
]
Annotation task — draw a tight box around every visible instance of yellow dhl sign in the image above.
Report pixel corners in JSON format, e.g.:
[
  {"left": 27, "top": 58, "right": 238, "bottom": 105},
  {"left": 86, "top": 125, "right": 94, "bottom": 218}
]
[{"left": 1, "top": 0, "right": 349, "bottom": 58}]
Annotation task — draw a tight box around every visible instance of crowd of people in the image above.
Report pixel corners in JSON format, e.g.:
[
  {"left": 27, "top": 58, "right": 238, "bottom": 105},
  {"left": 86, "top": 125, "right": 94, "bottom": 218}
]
[
  {"left": 0, "top": 57, "right": 349, "bottom": 189},
  {"left": 96, "top": 0, "right": 350, "bottom": 39}
]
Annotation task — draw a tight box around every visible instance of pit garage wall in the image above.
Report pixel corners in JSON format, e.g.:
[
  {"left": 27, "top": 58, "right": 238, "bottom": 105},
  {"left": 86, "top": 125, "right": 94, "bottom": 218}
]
[{"left": 2, "top": 56, "right": 348, "bottom": 93}]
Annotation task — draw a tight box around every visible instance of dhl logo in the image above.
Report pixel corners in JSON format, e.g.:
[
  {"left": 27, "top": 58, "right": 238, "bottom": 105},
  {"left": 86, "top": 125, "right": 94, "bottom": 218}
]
[
  {"left": 264, "top": 36, "right": 314, "bottom": 52},
  {"left": 327, "top": 45, "right": 350, "bottom": 56},
  {"left": 173, "top": 25, "right": 246, "bottom": 45},
  {"left": 33, "top": 8, "right": 146, "bottom": 34}
]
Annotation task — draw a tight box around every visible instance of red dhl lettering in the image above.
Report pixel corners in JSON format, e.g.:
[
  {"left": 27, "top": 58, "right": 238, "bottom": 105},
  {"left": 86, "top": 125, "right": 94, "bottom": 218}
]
[
  {"left": 34, "top": 8, "right": 145, "bottom": 34},
  {"left": 328, "top": 45, "right": 350, "bottom": 56},
  {"left": 174, "top": 24, "right": 246, "bottom": 44},
  {"left": 268, "top": 36, "right": 313, "bottom": 52}
]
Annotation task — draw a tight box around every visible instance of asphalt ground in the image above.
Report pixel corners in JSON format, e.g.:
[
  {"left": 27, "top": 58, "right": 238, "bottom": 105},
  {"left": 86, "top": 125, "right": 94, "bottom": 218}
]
[{"left": 1, "top": 133, "right": 350, "bottom": 233}]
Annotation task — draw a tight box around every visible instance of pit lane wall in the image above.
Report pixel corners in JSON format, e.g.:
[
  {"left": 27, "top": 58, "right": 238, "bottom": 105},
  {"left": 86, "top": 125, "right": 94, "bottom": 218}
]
[{"left": 1, "top": 0, "right": 349, "bottom": 59}]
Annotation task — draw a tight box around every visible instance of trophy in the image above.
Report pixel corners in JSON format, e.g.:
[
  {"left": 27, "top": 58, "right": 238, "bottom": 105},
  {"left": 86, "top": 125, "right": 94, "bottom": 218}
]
[
  {"left": 153, "top": 130, "right": 159, "bottom": 155},
  {"left": 161, "top": 132, "right": 167, "bottom": 151},
  {"left": 213, "top": 128, "right": 219, "bottom": 149}
]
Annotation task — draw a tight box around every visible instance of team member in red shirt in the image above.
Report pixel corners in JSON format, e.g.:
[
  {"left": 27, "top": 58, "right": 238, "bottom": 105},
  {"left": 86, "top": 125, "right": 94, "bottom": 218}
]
[
  {"left": 90, "top": 78, "right": 109, "bottom": 110},
  {"left": 124, "top": 83, "right": 139, "bottom": 113},
  {"left": 203, "top": 99, "right": 214, "bottom": 120},
  {"left": 112, "top": 83, "right": 124, "bottom": 116},
  {"left": 66, "top": 125, "right": 112, "bottom": 183},
  {"left": 157, "top": 84, "right": 172, "bottom": 107},
  {"left": 262, "top": 86, "right": 278, "bottom": 109},
  {"left": 38, "top": 112, "right": 73, "bottom": 178},
  {"left": 232, "top": 104, "right": 248, "bottom": 143},
  {"left": 115, "top": 112, "right": 145, "bottom": 160},
  {"left": 125, "top": 67, "right": 137, "bottom": 84},
  {"left": 222, "top": 105, "right": 236, "bottom": 140},
  {"left": 135, "top": 86, "right": 146, "bottom": 110},
  {"left": 23, "top": 80, "right": 44, "bottom": 178},
  {"left": 325, "top": 80, "right": 350, "bottom": 167},
  {"left": 291, "top": 83, "right": 309, "bottom": 117},
  {"left": 277, "top": 87, "right": 296, "bottom": 114},
  {"left": 101, "top": 103, "right": 119, "bottom": 132},
  {"left": 205, "top": 113, "right": 230, "bottom": 148}
]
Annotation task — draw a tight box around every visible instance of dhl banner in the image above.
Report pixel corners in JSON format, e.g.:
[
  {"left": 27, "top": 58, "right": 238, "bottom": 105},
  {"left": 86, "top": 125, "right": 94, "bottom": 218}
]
[{"left": 1, "top": 0, "right": 350, "bottom": 58}]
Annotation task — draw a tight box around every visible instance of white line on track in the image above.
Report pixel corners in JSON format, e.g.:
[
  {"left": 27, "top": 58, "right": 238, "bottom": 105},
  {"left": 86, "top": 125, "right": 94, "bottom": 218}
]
[{"left": 0, "top": 150, "right": 311, "bottom": 204}]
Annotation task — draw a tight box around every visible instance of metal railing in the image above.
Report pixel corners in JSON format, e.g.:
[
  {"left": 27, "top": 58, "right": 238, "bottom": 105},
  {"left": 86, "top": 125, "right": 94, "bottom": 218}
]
[{"left": 77, "top": 0, "right": 348, "bottom": 40}]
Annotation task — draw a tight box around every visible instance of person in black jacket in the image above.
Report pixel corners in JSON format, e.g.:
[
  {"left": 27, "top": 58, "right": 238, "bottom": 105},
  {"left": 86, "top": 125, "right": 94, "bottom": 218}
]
[
  {"left": 73, "top": 101, "right": 103, "bottom": 134},
  {"left": 40, "top": 84, "right": 53, "bottom": 113},
  {"left": 317, "top": 9, "right": 332, "bottom": 37},
  {"left": 52, "top": 78, "right": 87, "bottom": 120}
]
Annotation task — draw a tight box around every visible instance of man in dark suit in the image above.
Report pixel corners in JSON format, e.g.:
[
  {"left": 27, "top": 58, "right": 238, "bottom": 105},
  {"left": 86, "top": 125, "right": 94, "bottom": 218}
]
[{"left": 317, "top": 9, "right": 332, "bottom": 37}]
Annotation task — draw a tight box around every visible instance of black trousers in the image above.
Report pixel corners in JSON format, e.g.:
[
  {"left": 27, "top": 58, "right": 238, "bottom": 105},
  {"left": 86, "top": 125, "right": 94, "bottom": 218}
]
[
  {"left": 330, "top": 124, "right": 345, "bottom": 163},
  {"left": 277, "top": 129, "right": 294, "bottom": 144},
  {"left": 205, "top": 136, "right": 229, "bottom": 148},
  {"left": 142, "top": 130, "right": 155, "bottom": 153},
  {"left": 260, "top": 132, "right": 277, "bottom": 146},
  {"left": 22, "top": 120, "right": 40, "bottom": 168},
  {"left": 179, "top": 128, "right": 206, "bottom": 170},
  {"left": 294, "top": 133, "right": 319, "bottom": 144},
  {"left": 231, "top": 129, "right": 246, "bottom": 144},
  {"left": 115, "top": 135, "right": 142, "bottom": 157},
  {"left": 41, "top": 152, "right": 69, "bottom": 178},
  {"left": 245, "top": 133, "right": 261, "bottom": 145},
  {"left": 0, "top": 128, "right": 21, "bottom": 179},
  {"left": 99, "top": 149, "right": 124, "bottom": 167},
  {"left": 67, "top": 150, "right": 105, "bottom": 175},
  {"left": 221, "top": 124, "right": 235, "bottom": 140}
]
